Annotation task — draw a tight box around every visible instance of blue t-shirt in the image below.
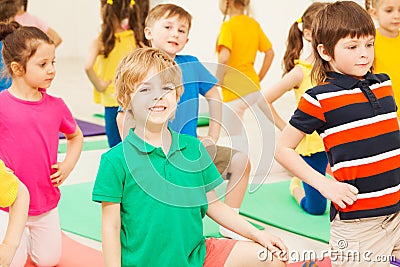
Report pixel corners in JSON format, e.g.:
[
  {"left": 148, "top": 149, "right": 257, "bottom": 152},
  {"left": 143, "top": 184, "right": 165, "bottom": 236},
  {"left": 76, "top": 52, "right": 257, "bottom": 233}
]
[
  {"left": 0, "top": 42, "right": 11, "bottom": 92},
  {"left": 169, "top": 55, "right": 218, "bottom": 137}
]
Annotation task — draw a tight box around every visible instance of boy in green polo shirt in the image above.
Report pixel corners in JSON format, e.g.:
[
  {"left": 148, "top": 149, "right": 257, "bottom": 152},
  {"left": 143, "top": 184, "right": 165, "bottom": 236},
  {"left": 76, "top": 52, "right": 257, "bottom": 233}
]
[{"left": 92, "top": 48, "right": 287, "bottom": 267}]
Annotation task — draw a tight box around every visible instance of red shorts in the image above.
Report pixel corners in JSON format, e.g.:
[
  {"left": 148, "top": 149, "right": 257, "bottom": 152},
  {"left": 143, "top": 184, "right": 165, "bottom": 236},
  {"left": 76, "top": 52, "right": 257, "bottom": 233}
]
[{"left": 203, "top": 238, "right": 238, "bottom": 267}]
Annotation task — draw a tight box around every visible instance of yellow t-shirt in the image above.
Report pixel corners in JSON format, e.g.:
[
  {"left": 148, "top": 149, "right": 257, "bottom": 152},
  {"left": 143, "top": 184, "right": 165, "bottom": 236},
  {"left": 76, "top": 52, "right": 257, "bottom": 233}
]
[
  {"left": 293, "top": 60, "right": 325, "bottom": 156},
  {"left": 374, "top": 30, "right": 400, "bottom": 117},
  {"left": 93, "top": 30, "right": 136, "bottom": 107},
  {"left": 0, "top": 160, "right": 18, "bottom": 208},
  {"left": 217, "top": 15, "right": 272, "bottom": 102}
]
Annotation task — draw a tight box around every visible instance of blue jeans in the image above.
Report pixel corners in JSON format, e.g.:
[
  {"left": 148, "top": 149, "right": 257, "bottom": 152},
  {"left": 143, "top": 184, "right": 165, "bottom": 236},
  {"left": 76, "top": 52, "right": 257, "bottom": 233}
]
[
  {"left": 300, "top": 151, "right": 328, "bottom": 215},
  {"left": 104, "top": 106, "right": 121, "bottom": 148}
]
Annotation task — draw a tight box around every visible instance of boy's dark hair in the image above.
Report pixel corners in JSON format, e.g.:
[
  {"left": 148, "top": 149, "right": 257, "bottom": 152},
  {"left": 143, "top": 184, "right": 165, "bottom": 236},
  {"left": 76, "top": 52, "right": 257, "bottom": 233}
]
[
  {"left": 0, "top": 21, "right": 53, "bottom": 75},
  {"left": 311, "top": 1, "right": 376, "bottom": 84},
  {"left": 145, "top": 4, "right": 192, "bottom": 31}
]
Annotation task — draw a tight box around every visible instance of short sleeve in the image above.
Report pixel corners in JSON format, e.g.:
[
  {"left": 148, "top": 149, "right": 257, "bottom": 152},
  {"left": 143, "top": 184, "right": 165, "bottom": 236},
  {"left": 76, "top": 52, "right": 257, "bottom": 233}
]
[
  {"left": 258, "top": 25, "right": 272, "bottom": 52},
  {"left": 32, "top": 15, "right": 49, "bottom": 33},
  {"left": 289, "top": 89, "right": 326, "bottom": 134},
  {"left": 0, "top": 161, "right": 18, "bottom": 208},
  {"left": 92, "top": 153, "right": 125, "bottom": 203},
  {"left": 217, "top": 22, "right": 232, "bottom": 52},
  {"left": 196, "top": 62, "right": 218, "bottom": 96},
  {"left": 198, "top": 143, "right": 223, "bottom": 192},
  {"left": 58, "top": 99, "right": 77, "bottom": 135},
  {"left": 179, "top": 56, "right": 217, "bottom": 97}
]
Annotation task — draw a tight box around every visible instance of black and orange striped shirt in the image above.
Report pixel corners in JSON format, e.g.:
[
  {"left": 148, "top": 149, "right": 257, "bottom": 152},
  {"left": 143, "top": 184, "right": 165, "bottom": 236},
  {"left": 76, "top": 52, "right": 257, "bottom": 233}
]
[{"left": 290, "top": 72, "right": 400, "bottom": 220}]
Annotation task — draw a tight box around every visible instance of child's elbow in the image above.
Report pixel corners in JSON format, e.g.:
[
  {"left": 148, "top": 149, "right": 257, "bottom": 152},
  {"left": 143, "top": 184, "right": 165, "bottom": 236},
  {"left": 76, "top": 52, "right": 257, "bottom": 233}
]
[
  {"left": 266, "top": 49, "right": 274, "bottom": 60},
  {"left": 17, "top": 182, "right": 30, "bottom": 205},
  {"left": 84, "top": 64, "right": 92, "bottom": 73},
  {"left": 274, "top": 144, "right": 286, "bottom": 164}
]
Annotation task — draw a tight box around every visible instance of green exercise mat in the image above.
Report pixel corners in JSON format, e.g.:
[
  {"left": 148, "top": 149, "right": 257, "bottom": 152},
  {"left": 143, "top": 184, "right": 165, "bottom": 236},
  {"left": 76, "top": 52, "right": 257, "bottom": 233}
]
[
  {"left": 197, "top": 113, "right": 210, "bottom": 127},
  {"left": 230, "top": 181, "right": 330, "bottom": 243},
  {"left": 58, "top": 182, "right": 263, "bottom": 241},
  {"left": 58, "top": 139, "right": 109, "bottom": 153},
  {"left": 59, "top": 182, "right": 102, "bottom": 241},
  {"left": 93, "top": 113, "right": 105, "bottom": 119}
]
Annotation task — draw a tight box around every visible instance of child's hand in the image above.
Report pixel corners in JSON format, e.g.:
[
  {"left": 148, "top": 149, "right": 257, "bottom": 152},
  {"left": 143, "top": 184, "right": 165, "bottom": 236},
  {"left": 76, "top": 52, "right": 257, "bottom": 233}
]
[
  {"left": 321, "top": 179, "right": 358, "bottom": 209},
  {"left": 50, "top": 162, "right": 73, "bottom": 187},
  {"left": 95, "top": 79, "right": 112, "bottom": 93},
  {"left": 0, "top": 243, "right": 17, "bottom": 267},
  {"left": 257, "top": 232, "right": 288, "bottom": 262},
  {"left": 198, "top": 135, "right": 217, "bottom": 147}
]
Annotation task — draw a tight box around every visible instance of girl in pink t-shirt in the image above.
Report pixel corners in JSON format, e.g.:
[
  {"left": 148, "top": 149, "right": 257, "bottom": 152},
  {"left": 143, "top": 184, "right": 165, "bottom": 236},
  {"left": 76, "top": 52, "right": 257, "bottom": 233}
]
[{"left": 0, "top": 22, "right": 83, "bottom": 266}]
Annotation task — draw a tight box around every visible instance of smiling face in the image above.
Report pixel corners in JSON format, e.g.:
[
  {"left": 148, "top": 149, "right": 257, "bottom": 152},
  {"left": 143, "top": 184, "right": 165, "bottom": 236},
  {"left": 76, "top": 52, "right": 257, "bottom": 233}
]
[
  {"left": 317, "top": 35, "right": 375, "bottom": 80},
  {"left": 144, "top": 14, "right": 189, "bottom": 58},
  {"left": 130, "top": 68, "right": 178, "bottom": 129},
  {"left": 22, "top": 42, "right": 56, "bottom": 89}
]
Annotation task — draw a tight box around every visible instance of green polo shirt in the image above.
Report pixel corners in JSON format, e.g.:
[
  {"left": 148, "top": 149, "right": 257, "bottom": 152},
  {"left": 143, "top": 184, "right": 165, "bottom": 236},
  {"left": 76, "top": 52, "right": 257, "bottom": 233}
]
[{"left": 92, "top": 129, "right": 223, "bottom": 267}]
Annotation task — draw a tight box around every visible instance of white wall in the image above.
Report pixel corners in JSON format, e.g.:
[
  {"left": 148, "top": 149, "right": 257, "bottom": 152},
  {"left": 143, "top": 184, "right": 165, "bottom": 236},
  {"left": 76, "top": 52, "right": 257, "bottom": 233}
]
[{"left": 28, "top": 0, "right": 314, "bottom": 86}]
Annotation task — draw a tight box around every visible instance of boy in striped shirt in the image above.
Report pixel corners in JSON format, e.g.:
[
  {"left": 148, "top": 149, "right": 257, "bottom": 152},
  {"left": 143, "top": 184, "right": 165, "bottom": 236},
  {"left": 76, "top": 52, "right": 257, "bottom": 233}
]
[{"left": 275, "top": 2, "right": 399, "bottom": 266}]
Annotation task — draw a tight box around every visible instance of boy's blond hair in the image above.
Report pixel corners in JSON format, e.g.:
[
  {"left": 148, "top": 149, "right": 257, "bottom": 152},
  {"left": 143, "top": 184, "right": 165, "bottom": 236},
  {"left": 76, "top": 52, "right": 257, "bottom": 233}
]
[
  {"left": 145, "top": 4, "right": 192, "bottom": 30},
  {"left": 115, "top": 47, "right": 184, "bottom": 110}
]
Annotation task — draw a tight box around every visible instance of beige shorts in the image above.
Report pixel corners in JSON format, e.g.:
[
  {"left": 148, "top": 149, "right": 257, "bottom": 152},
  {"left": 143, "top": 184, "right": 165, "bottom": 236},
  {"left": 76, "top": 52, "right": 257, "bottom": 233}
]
[
  {"left": 205, "top": 145, "right": 239, "bottom": 179},
  {"left": 329, "top": 212, "right": 400, "bottom": 267}
]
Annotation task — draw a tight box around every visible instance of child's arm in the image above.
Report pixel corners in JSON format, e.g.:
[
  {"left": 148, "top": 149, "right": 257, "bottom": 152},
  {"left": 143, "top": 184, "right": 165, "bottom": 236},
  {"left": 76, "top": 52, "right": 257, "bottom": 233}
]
[
  {"left": 215, "top": 46, "right": 230, "bottom": 83},
  {"left": 51, "top": 126, "right": 83, "bottom": 187},
  {"left": 206, "top": 190, "right": 287, "bottom": 257},
  {"left": 116, "top": 110, "right": 135, "bottom": 140},
  {"left": 275, "top": 124, "right": 358, "bottom": 208},
  {"left": 201, "top": 87, "right": 222, "bottom": 144},
  {"left": 0, "top": 181, "right": 29, "bottom": 267},
  {"left": 260, "top": 66, "right": 304, "bottom": 131},
  {"left": 101, "top": 202, "right": 121, "bottom": 267},
  {"left": 84, "top": 39, "right": 111, "bottom": 92},
  {"left": 46, "top": 27, "right": 62, "bottom": 48},
  {"left": 258, "top": 48, "right": 274, "bottom": 82}
]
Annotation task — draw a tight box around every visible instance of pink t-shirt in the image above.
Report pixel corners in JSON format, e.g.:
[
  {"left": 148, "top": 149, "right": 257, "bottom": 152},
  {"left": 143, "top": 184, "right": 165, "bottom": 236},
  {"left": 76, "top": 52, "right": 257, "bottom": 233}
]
[
  {"left": 0, "top": 89, "right": 76, "bottom": 216},
  {"left": 15, "top": 12, "right": 49, "bottom": 33}
]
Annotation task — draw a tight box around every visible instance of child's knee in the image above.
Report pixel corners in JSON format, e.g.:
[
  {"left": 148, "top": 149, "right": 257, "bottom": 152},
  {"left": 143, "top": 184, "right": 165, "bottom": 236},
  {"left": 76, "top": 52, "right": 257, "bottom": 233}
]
[
  {"left": 30, "top": 240, "right": 62, "bottom": 267},
  {"left": 230, "top": 152, "right": 251, "bottom": 174},
  {"left": 301, "top": 199, "right": 326, "bottom": 215},
  {"left": 31, "top": 252, "right": 61, "bottom": 267}
]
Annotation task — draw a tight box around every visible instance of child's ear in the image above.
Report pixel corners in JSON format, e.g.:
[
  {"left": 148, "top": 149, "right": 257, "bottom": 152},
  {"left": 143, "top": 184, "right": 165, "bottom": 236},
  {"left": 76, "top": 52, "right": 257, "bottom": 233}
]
[
  {"left": 303, "top": 29, "right": 312, "bottom": 42},
  {"left": 10, "top": 62, "right": 24, "bottom": 76},
  {"left": 117, "top": 96, "right": 125, "bottom": 108},
  {"left": 144, "top": 27, "right": 152, "bottom": 41},
  {"left": 368, "top": 7, "right": 378, "bottom": 19},
  {"left": 316, "top": 44, "right": 332, "bottom": 62}
]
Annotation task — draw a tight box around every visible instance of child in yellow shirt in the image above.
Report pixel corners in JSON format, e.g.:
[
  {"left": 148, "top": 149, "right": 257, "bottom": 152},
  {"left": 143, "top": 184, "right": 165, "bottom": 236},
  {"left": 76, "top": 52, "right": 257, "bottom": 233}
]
[{"left": 0, "top": 160, "right": 29, "bottom": 267}]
